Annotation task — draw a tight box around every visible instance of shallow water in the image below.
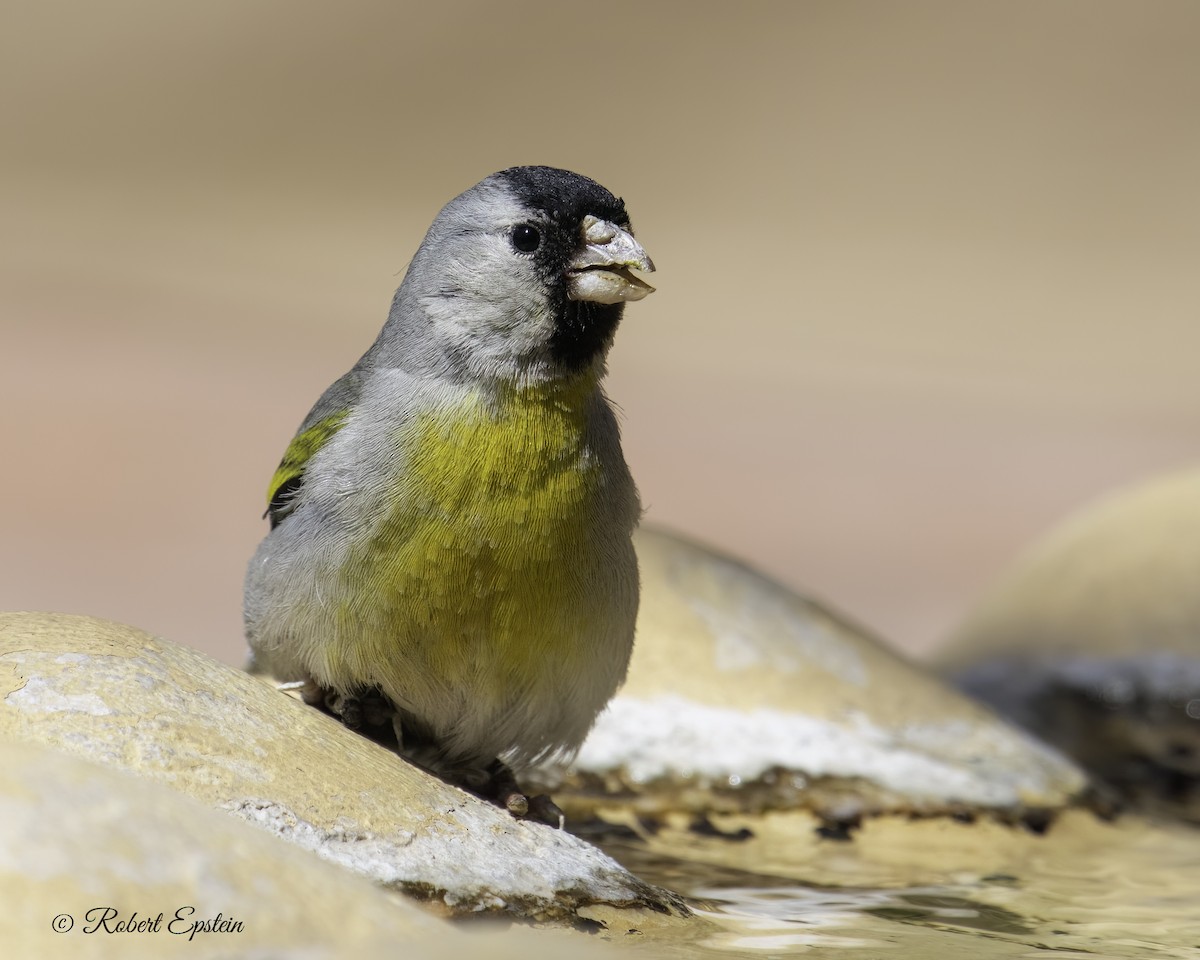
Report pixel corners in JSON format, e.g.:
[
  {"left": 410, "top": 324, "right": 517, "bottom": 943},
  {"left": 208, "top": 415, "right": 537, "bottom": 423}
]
[{"left": 586, "top": 810, "right": 1200, "bottom": 958}]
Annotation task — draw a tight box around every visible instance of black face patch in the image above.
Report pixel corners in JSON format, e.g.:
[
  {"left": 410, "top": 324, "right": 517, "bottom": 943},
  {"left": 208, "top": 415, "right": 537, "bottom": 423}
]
[
  {"left": 494, "top": 166, "right": 633, "bottom": 371},
  {"left": 548, "top": 300, "right": 624, "bottom": 371}
]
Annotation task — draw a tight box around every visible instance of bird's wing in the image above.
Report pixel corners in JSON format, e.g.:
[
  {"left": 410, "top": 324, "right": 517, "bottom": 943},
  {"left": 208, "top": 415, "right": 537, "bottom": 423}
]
[{"left": 265, "top": 370, "right": 362, "bottom": 529}]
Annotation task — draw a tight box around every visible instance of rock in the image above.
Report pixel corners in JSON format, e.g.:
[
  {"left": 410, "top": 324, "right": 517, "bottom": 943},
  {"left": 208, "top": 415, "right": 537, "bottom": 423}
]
[
  {"left": 936, "top": 469, "right": 1200, "bottom": 820},
  {"left": 0, "top": 612, "right": 688, "bottom": 922},
  {"left": 0, "top": 738, "right": 459, "bottom": 959},
  {"left": 535, "top": 527, "right": 1088, "bottom": 828}
]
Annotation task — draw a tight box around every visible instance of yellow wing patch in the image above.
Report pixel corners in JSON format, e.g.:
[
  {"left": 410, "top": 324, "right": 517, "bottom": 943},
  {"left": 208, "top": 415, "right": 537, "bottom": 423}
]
[{"left": 266, "top": 411, "right": 350, "bottom": 508}]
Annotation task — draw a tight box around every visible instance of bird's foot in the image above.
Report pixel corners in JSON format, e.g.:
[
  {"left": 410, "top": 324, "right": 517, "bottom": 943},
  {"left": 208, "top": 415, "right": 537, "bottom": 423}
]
[
  {"left": 322, "top": 688, "right": 394, "bottom": 731},
  {"left": 294, "top": 684, "right": 564, "bottom": 827},
  {"left": 305, "top": 681, "right": 399, "bottom": 749},
  {"left": 482, "top": 759, "right": 565, "bottom": 829}
]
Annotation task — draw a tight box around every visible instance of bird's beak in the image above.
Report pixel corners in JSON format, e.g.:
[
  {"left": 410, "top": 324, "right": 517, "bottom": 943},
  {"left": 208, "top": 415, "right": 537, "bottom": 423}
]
[{"left": 567, "top": 215, "right": 656, "bottom": 304}]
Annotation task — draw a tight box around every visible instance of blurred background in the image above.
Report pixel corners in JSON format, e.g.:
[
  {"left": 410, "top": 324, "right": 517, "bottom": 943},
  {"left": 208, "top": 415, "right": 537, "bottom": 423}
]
[{"left": 2, "top": 0, "right": 1197, "bottom": 664}]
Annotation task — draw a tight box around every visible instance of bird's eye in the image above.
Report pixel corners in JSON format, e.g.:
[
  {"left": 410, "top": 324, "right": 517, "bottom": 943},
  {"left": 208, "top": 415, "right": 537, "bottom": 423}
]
[{"left": 511, "top": 223, "right": 541, "bottom": 253}]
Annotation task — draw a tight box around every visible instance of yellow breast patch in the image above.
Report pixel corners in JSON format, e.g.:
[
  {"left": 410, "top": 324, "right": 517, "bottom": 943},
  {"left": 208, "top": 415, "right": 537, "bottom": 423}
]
[{"left": 330, "top": 376, "right": 607, "bottom": 694}]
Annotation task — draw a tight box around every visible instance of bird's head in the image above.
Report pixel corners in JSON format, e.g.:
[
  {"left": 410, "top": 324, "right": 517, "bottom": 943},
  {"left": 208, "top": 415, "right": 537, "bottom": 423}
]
[{"left": 378, "top": 166, "right": 655, "bottom": 384}]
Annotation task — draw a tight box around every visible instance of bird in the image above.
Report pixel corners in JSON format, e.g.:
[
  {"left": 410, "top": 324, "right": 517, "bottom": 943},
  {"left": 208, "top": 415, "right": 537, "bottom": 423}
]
[{"left": 244, "top": 166, "right": 654, "bottom": 825}]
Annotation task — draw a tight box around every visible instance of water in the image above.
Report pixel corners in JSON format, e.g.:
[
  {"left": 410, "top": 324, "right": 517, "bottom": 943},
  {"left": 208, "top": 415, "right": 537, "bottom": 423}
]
[{"left": 584, "top": 810, "right": 1200, "bottom": 958}]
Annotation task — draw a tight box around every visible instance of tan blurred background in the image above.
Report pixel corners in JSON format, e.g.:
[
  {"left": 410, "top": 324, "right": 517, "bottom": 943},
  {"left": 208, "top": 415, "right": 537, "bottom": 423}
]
[{"left": 2, "top": 1, "right": 1197, "bottom": 664}]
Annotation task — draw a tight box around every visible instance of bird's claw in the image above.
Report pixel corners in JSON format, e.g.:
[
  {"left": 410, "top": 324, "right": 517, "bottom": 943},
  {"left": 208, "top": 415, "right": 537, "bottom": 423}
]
[
  {"left": 503, "top": 791, "right": 529, "bottom": 817},
  {"left": 525, "top": 794, "right": 566, "bottom": 829}
]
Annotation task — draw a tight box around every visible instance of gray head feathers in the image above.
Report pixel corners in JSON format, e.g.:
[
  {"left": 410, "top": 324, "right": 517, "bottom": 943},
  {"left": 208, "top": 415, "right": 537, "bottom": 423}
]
[{"left": 364, "top": 167, "right": 646, "bottom": 385}]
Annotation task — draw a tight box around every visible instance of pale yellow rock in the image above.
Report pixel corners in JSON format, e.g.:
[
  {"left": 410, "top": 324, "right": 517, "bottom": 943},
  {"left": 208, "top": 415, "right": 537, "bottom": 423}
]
[
  {"left": 0, "top": 612, "right": 687, "bottom": 921},
  {"left": 0, "top": 738, "right": 452, "bottom": 959},
  {"left": 938, "top": 469, "right": 1200, "bottom": 815},
  {"left": 541, "top": 528, "right": 1087, "bottom": 822},
  {"left": 943, "top": 468, "right": 1200, "bottom": 661}
]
